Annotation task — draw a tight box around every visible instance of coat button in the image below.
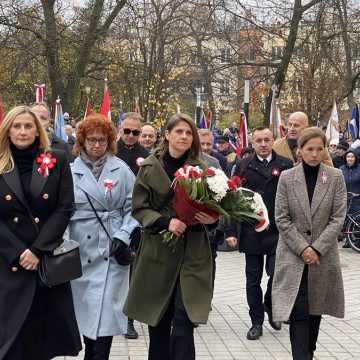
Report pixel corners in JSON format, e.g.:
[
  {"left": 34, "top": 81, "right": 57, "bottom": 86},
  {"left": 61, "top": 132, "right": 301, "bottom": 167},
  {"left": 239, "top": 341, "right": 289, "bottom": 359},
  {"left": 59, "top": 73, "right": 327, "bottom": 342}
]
[
  {"left": 104, "top": 257, "right": 108, "bottom": 261},
  {"left": 88, "top": 259, "right": 91, "bottom": 264},
  {"left": 306, "top": 230, "right": 311, "bottom": 236},
  {"left": 13, "top": 217, "right": 18, "bottom": 223},
  {"left": 87, "top": 235, "right": 91, "bottom": 239},
  {"left": 5, "top": 195, "right": 12, "bottom": 201},
  {"left": 42, "top": 193, "right": 49, "bottom": 200},
  {"left": 11, "top": 266, "right": 18, "bottom": 272},
  {"left": 34, "top": 217, "right": 40, "bottom": 223}
]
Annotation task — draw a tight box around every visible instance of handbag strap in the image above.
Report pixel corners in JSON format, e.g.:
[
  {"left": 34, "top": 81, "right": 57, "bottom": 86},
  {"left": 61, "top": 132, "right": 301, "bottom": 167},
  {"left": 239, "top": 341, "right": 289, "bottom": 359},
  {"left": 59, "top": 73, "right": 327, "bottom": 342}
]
[{"left": 85, "top": 193, "right": 112, "bottom": 241}]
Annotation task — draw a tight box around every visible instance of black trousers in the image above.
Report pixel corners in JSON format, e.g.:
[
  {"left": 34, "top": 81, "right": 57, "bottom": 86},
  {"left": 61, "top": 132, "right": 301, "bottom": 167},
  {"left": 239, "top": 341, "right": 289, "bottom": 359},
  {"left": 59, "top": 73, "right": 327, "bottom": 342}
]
[
  {"left": 245, "top": 253, "right": 275, "bottom": 325},
  {"left": 148, "top": 282, "right": 195, "bottom": 360},
  {"left": 289, "top": 266, "right": 321, "bottom": 360},
  {"left": 83, "top": 336, "right": 113, "bottom": 360}
]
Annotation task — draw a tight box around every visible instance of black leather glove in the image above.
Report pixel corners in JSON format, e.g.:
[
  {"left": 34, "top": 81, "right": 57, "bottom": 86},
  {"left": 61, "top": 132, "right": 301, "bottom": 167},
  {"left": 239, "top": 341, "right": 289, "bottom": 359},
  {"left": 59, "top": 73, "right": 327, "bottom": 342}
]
[{"left": 110, "top": 239, "right": 135, "bottom": 266}]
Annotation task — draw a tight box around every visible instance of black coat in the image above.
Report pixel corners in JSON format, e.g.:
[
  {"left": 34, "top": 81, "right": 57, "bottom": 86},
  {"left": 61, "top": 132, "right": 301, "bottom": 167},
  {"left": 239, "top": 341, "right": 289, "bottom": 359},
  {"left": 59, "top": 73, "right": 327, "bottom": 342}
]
[
  {"left": 51, "top": 134, "right": 74, "bottom": 162},
  {"left": 227, "top": 151, "right": 292, "bottom": 255},
  {"left": 0, "top": 150, "right": 81, "bottom": 359},
  {"left": 116, "top": 139, "right": 149, "bottom": 175}
]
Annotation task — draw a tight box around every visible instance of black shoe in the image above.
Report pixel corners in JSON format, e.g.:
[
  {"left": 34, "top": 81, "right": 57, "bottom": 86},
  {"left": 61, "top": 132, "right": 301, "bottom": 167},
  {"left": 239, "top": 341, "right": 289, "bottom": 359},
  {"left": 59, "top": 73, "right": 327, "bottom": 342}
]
[
  {"left": 247, "top": 325, "right": 263, "bottom": 340},
  {"left": 264, "top": 304, "right": 282, "bottom": 331},
  {"left": 342, "top": 241, "right": 351, "bottom": 248},
  {"left": 125, "top": 319, "right": 138, "bottom": 339}
]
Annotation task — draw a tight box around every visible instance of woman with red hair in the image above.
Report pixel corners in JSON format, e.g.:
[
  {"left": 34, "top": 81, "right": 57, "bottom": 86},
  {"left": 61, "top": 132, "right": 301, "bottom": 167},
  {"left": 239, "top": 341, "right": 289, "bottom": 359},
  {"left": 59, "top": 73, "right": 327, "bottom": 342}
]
[{"left": 68, "top": 113, "right": 138, "bottom": 359}]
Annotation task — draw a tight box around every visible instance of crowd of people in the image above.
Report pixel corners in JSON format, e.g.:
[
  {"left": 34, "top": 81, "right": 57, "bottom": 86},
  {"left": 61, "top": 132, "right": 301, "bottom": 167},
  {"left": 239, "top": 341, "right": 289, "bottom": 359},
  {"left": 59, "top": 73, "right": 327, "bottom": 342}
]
[{"left": 0, "top": 104, "right": 352, "bottom": 360}]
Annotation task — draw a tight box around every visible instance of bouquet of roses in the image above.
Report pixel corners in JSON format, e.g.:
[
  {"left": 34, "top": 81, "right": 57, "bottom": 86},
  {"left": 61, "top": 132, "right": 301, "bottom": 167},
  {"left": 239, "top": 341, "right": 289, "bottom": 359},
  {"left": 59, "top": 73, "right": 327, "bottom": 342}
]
[{"left": 163, "top": 165, "right": 269, "bottom": 250}]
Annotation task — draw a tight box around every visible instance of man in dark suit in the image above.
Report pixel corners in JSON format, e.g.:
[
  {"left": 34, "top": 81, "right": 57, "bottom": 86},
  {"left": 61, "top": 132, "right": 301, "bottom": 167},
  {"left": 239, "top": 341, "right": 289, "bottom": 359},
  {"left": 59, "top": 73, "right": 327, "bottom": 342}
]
[
  {"left": 31, "top": 102, "right": 73, "bottom": 162},
  {"left": 116, "top": 112, "right": 149, "bottom": 176},
  {"left": 116, "top": 112, "right": 149, "bottom": 339},
  {"left": 226, "top": 127, "right": 292, "bottom": 340}
]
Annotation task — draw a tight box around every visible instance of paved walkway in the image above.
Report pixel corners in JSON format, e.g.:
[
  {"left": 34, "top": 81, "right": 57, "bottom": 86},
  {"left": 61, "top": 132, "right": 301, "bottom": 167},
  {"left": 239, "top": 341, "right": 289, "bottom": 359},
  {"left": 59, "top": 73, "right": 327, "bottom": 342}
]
[{"left": 62, "top": 245, "right": 360, "bottom": 359}]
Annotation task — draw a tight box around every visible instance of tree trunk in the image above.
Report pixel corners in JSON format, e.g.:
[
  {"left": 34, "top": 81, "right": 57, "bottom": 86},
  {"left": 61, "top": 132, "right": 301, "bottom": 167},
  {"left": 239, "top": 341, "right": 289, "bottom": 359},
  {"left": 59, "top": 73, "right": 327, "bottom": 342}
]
[{"left": 41, "top": 0, "right": 64, "bottom": 109}]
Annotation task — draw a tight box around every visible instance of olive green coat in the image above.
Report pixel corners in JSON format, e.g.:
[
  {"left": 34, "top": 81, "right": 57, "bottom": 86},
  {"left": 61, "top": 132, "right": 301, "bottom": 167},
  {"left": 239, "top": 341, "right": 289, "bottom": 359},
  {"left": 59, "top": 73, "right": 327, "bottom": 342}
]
[{"left": 123, "top": 154, "right": 213, "bottom": 327}]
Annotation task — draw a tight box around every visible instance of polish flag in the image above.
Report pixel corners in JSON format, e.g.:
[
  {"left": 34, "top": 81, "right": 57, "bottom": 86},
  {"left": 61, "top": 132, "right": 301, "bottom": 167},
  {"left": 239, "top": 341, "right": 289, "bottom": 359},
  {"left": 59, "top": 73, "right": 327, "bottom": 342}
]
[{"left": 34, "top": 83, "right": 45, "bottom": 103}]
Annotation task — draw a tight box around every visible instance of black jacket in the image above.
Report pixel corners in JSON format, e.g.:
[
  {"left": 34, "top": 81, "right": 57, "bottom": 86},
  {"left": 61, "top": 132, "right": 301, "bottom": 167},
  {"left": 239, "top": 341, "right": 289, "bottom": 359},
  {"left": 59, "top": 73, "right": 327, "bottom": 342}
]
[
  {"left": 51, "top": 133, "right": 74, "bottom": 162},
  {"left": 116, "top": 139, "right": 149, "bottom": 176},
  {"left": 226, "top": 151, "right": 293, "bottom": 255},
  {"left": 210, "top": 150, "right": 228, "bottom": 174},
  {"left": 0, "top": 150, "right": 81, "bottom": 359}
]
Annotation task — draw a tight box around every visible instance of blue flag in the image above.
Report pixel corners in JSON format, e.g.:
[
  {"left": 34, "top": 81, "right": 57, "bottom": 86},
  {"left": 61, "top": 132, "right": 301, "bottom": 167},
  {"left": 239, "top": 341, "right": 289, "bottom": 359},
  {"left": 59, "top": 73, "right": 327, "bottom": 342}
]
[
  {"left": 117, "top": 111, "right": 125, "bottom": 127},
  {"left": 54, "top": 98, "right": 67, "bottom": 141},
  {"left": 199, "top": 111, "right": 206, "bottom": 128},
  {"left": 349, "top": 104, "right": 359, "bottom": 140}
]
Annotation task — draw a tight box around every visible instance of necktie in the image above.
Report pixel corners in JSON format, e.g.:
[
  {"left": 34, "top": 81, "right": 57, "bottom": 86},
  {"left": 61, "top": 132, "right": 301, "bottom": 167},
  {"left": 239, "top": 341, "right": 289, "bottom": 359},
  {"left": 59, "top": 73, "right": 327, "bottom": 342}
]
[{"left": 262, "top": 159, "right": 268, "bottom": 167}]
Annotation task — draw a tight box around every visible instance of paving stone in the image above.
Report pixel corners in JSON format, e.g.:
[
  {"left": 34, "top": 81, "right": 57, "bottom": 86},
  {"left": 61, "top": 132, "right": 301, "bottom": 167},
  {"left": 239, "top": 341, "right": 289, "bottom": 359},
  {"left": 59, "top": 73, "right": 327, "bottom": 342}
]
[{"left": 58, "top": 246, "right": 360, "bottom": 359}]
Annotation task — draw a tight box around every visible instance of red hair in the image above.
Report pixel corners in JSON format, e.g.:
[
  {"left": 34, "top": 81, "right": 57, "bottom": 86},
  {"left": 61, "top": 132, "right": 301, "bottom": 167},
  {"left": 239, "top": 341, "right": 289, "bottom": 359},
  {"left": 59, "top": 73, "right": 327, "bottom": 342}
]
[{"left": 74, "top": 113, "right": 117, "bottom": 155}]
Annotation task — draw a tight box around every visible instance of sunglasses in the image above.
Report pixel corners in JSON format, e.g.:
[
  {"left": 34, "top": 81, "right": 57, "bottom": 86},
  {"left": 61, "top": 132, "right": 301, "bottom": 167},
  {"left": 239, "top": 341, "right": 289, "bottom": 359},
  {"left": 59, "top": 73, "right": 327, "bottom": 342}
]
[{"left": 123, "top": 128, "right": 140, "bottom": 136}]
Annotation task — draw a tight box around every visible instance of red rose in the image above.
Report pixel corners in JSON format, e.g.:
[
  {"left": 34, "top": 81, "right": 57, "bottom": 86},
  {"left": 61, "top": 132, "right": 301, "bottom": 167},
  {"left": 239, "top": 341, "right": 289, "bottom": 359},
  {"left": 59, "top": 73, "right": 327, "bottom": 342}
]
[{"left": 205, "top": 168, "right": 216, "bottom": 176}]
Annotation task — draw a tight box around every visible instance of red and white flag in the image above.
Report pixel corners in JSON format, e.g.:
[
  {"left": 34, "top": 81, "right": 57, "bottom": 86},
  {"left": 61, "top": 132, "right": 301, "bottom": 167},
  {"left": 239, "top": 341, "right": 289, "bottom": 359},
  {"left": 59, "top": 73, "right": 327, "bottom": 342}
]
[
  {"left": 206, "top": 110, "right": 212, "bottom": 129},
  {"left": 100, "top": 80, "right": 111, "bottom": 120},
  {"left": 34, "top": 83, "right": 45, "bottom": 103},
  {"left": 236, "top": 111, "right": 248, "bottom": 155},
  {"left": 83, "top": 99, "right": 92, "bottom": 120}
]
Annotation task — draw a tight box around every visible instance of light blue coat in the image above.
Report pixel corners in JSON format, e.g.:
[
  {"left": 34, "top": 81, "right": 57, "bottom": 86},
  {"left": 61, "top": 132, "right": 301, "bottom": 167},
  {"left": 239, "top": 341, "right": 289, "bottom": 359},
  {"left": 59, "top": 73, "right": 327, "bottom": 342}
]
[{"left": 68, "top": 155, "right": 138, "bottom": 340}]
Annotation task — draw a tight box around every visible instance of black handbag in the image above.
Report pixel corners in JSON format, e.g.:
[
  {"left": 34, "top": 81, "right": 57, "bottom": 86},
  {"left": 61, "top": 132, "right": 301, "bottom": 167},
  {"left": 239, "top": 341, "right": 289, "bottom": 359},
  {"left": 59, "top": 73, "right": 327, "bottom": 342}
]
[
  {"left": 85, "top": 193, "right": 135, "bottom": 266},
  {"left": 38, "top": 239, "right": 83, "bottom": 287},
  {"left": 21, "top": 200, "right": 82, "bottom": 288}
]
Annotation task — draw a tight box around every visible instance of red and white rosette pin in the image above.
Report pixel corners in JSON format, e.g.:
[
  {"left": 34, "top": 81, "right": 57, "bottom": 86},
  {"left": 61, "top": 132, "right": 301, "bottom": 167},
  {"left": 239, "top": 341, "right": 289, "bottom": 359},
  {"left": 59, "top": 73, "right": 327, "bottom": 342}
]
[
  {"left": 271, "top": 168, "right": 280, "bottom": 177},
  {"left": 104, "top": 179, "right": 114, "bottom": 198},
  {"left": 321, "top": 171, "right": 327, "bottom": 184},
  {"left": 136, "top": 157, "right": 144, "bottom": 167},
  {"left": 36, "top": 153, "right": 57, "bottom": 177}
]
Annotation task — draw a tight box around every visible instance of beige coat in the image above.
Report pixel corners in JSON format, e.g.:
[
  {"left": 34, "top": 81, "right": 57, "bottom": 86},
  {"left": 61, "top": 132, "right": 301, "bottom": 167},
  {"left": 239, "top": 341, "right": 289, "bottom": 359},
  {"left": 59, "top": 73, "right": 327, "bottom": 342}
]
[
  {"left": 273, "top": 136, "right": 333, "bottom": 166},
  {"left": 272, "top": 163, "right": 346, "bottom": 322}
]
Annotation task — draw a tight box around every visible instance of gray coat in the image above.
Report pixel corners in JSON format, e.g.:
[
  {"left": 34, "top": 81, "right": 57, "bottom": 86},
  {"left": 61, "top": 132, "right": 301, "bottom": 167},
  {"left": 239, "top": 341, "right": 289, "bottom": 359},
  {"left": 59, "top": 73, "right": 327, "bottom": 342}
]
[
  {"left": 68, "top": 155, "right": 138, "bottom": 340},
  {"left": 272, "top": 163, "right": 346, "bottom": 322}
]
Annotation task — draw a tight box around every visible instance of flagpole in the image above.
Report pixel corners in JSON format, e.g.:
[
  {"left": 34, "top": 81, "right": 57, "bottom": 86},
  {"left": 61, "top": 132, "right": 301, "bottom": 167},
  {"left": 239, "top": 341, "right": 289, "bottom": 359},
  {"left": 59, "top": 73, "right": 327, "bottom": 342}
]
[{"left": 244, "top": 80, "right": 250, "bottom": 125}]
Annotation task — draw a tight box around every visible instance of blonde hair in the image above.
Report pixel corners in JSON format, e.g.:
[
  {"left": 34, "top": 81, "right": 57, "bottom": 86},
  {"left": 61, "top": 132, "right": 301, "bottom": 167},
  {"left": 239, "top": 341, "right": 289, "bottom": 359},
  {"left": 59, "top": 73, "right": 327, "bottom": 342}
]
[{"left": 0, "top": 105, "right": 51, "bottom": 174}]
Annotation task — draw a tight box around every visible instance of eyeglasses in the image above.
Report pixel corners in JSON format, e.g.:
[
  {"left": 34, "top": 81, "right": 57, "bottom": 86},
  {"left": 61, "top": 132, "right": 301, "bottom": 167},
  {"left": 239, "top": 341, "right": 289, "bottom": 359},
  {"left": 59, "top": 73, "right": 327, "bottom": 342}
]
[
  {"left": 123, "top": 128, "right": 141, "bottom": 136},
  {"left": 86, "top": 137, "right": 107, "bottom": 145}
]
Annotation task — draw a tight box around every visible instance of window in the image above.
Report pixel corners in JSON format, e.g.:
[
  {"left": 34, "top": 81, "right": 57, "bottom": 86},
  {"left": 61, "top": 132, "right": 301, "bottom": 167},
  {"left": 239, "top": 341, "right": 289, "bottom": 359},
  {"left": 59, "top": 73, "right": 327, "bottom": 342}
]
[
  {"left": 220, "top": 79, "right": 230, "bottom": 95},
  {"left": 248, "top": 48, "right": 256, "bottom": 61},
  {"left": 171, "top": 50, "right": 180, "bottom": 65},
  {"left": 271, "top": 46, "right": 283, "bottom": 60},
  {"left": 190, "top": 52, "right": 200, "bottom": 65},
  {"left": 220, "top": 48, "right": 231, "bottom": 63}
]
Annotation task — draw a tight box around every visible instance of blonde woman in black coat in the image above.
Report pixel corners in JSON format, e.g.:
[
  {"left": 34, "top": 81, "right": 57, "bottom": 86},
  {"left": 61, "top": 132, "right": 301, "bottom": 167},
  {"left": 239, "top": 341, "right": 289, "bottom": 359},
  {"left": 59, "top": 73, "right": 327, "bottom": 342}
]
[{"left": 0, "top": 106, "right": 81, "bottom": 360}]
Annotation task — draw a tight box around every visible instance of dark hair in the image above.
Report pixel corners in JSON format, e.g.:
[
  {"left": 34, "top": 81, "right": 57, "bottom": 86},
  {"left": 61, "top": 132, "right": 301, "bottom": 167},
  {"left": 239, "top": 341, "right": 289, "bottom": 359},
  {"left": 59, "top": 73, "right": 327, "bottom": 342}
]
[
  {"left": 252, "top": 127, "right": 272, "bottom": 137},
  {"left": 159, "top": 113, "right": 200, "bottom": 160},
  {"left": 74, "top": 113, "right": 117, "bottom": 155}
]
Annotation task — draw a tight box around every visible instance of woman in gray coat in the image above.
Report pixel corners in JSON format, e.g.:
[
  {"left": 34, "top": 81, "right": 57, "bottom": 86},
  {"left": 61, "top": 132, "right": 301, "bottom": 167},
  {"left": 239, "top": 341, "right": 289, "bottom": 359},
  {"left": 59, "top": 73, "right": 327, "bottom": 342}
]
[
  {"left": 273, "top": 127, "right": 347, "bottom": 360},
  {"left": 68, "top": 114, "right": 138, "bottom": 359}
]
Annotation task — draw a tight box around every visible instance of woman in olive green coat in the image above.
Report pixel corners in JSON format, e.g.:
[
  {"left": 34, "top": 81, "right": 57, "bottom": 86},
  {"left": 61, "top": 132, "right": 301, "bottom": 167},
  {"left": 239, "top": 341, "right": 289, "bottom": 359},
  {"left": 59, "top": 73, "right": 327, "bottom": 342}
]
[{"left": 124, "top": 113, "right": 217, "bottom": 360}]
